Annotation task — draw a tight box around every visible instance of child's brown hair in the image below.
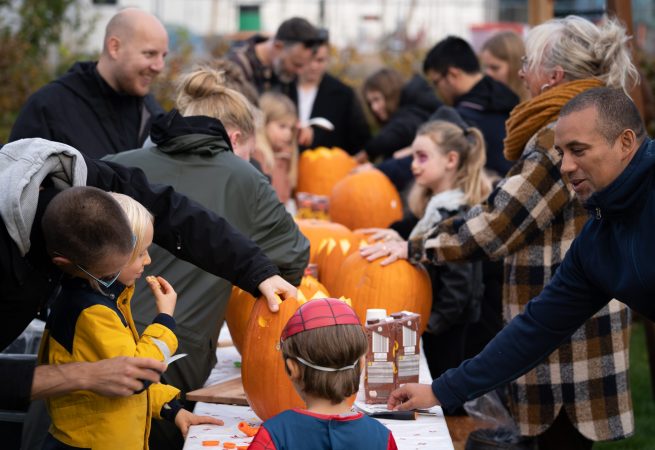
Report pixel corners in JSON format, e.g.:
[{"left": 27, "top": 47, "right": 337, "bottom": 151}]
[{"left": 282, "top": 323, "right": 367, "bottom": 404}]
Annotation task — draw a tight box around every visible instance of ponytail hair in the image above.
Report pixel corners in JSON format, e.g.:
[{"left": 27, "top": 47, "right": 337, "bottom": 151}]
[
  {"left": 408, "top": 121, "right": 490, "bottom": 217},
  {"left": 175, "top": 65, "right": 257, "bottom": 139},
  {"left": 524, "top": 15, "right": 638, "bottom": 94}
]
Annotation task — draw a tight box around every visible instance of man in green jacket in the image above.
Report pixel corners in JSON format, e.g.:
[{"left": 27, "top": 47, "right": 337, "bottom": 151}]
[{"left": 104, "top": 109, "right": 309, "bottom": 449}]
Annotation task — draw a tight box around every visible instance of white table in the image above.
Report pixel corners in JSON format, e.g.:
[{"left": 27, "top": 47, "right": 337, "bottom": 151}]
[{"left": 183, "top": 327, "right": 454, "bottom": 450}]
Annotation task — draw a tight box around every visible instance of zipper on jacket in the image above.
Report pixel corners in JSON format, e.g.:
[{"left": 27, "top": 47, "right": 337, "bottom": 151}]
[
  {"left": 175, "top": 233, "right": 182, "bottom": 251},
  {"left": 595, "top": 207, "right": 602, "bottom": 220}
]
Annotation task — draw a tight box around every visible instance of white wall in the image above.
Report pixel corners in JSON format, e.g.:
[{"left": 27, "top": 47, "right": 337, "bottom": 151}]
[{"left": 79, "top": 0, "right": 493, "bottom": 54}]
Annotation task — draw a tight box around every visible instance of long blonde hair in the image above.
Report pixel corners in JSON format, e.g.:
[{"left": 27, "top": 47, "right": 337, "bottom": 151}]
[
  {"left": 108, "top": 193, "right": 153, "bottom": 263},
  {"left": 176, "top": 65, "right": 257, "bottom": 140},
  {"left": 524, "top": 15, "right": 638, "bottom": 94},
  {"left": 256, "top": 92, "right": 299, "bottom": 186},
  {"left": 408, "top": 121, "right": 491, "bottom": 218},
  {"left": 481, "top": 31, "right": 529, "bottom": 102}
]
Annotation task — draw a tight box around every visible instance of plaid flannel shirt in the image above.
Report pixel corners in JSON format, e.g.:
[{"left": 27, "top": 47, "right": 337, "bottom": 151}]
[{"left": 410, "top": 124, "right": 633, "bottom": 440}]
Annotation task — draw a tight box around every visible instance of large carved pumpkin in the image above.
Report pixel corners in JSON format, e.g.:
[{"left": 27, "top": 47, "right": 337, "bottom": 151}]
[
  {"left": 225, "top": 276, "right": 330, "bottom": 354},
  {"left": 329, "top": 169, "right": 403, "bottom": 229},
  {"left": 314, "top": 231, "right": 369, "bottom": 295},
  {"left": 297, "top": 147, "right": 357, "bottom": 196},
  {"left": 295, "top": 219, "right": 353, "bottom": 264},
  {"left": 331, "top": 252, "right": 432, "bottom": 335},
  {"left": 241, "top": 296, "right": 306, "bottom": 420},
  {"left": 225, "top": 287, "right": 257, "bottom": 354}
]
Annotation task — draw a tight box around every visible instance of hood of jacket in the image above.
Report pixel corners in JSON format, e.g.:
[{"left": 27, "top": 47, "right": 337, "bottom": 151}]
[
  {"left": 398, "top": 74, "right": 442, "bottom": 114},
  {"left": 150, "top": 109, "right": 233, "bottom": 156},
  {"left": 585, "top": 137, "right": 655, "bottom": 218},
  {"left": 455, "top": 75, "right": 519, "bottom": 114},
  {"left": 0, "top": 138, "right": 87, "bottom": 255}
]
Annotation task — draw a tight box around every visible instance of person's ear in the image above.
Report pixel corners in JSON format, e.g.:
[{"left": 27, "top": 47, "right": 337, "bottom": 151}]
[
  {"left": 548, "top": 65, "right": 566, "bottom": 86},
  {"left": 445, "top": 150, "right": 460, "bottom": 170},
  {"left": 285, "top": 358, "right": 301, "bottom": 380},
  {"left": 106, "top": 36, "right": 121, "bottom": 59},
  {"left": 228, "top": 130, "right": 242, "bottom": 147},
  {"left": 618, "top": 129, "right": 638, "bottom": 159},
  {"left": 51, "top": 255, "right": 72, "bottom": 268}
]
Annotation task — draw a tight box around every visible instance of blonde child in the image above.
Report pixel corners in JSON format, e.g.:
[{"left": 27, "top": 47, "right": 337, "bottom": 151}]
[
  {"left": 249, "top": 298, "right": 397, "bottom": 450},
  {"left": 254, "top": 92, "right": 299, "bottom": 204},
  {"left": 360, "top": 115, "right": 493, "bottom": 381},
  {"left": 40, "top": 188, "right": 222, "bottom": 450}
]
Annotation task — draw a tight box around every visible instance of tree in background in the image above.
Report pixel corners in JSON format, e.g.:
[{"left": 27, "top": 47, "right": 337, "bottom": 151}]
[{"left": 0, "top": 0, "right": 96, "bottom": 142}]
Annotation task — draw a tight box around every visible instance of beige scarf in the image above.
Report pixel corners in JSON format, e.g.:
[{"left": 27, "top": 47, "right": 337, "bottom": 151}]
[{"left": 503, "top": 78, "right": 605, "bottom": 161}]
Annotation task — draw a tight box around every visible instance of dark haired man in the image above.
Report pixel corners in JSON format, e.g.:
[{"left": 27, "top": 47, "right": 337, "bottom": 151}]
[
  {"left": 424, "top": 36, "right": 519, "bottom": 176},
  {"left": 228, "top": 17, "right": 324, "bottom": 98},
  {"left": 388, "top": 89, "right": 655, "bottom": 439},
  {"left": 0, "top": 138, "right": 296, "bottom": 412}
]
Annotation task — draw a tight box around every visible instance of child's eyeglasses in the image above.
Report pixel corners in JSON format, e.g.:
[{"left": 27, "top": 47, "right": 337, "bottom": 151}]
[{"left": 55, "top": 235, "right": 137, "bottom": 289}]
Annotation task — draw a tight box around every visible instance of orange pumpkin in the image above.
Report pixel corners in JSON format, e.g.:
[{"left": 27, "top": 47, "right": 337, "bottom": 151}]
[
  {"left": 331, "top": 252, "right": 432, "bottom": 335},
  {"left": 224, "top": 287, "right": 257, "bottom": 354},
  {"left": 299, "top": 275, "right": 330, "bottom": 299},
  {"left": 297, "top": 147, "right": 357, "bottom": 196},
  {"left": 295, "top": 219, "right": 353, "bottom": 264},
  {"left": 226, "top": 276, "right": 330, "bottom": 354},
  {"left": 315, "top": 231, "right": 365, "bottom": 294},
  {"left": 329, "top": 169, "right": 403, "bottom": 229}
]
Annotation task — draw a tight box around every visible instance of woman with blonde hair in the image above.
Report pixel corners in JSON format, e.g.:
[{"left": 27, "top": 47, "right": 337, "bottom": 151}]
[
  {"left": 480, "top": 31, "right": 530, "bottom": 102},
  {"left": 369, "top": 16, "right": 638, "bottom": 449},
  {"left": 105, "top": 65, "right": 309, "bottom": 449}
]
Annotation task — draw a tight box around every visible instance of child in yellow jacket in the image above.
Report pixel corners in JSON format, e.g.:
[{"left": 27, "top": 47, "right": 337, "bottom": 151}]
[{"left": 39, "top": 188, "right": 223, "bottom": 449}]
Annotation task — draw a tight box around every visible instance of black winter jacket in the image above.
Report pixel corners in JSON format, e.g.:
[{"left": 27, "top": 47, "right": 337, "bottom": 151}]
[
  {"left": 9, "top": 61, "right": 164, "bottom": 158},
  {"left": 0, "top": 156, "right": 279, "bottom": 409},
  {"left": 291, "top": 74, "right": 371, "bottom": 154}
]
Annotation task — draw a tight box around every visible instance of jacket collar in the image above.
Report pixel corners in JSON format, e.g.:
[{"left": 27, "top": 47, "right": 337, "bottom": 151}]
[
  {"left": 585, "top": 138, "right": 655, "bottom": 219},
  {"left": 150, "top": 109, "right": 233, "bottom": 156}
]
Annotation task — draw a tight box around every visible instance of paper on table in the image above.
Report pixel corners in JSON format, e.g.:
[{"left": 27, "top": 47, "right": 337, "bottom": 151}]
[{"left": 151, "top": 337, "right": 188, "bottom": 367}]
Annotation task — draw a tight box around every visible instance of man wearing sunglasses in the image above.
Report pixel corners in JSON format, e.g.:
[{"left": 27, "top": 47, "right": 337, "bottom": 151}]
[{"left": 0, "top": 137, "right": 299, "bottom": 414}]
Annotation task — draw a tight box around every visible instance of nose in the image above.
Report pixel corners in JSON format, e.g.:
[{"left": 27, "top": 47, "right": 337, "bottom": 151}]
[
  {"left": 151, "top": 55, "right": 165, "bottom": 73},
  {"left": 559, "top": 151, "right": 576, "bottom": 176},
  {"left": 144, "top": 250, "right": 152, "bottom": 266}
]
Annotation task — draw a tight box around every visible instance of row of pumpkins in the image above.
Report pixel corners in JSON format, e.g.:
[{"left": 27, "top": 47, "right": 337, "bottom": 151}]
[
  {"left": 296, "top": 147, "right": 403, "bottom": 230},
  {"left": 227, "top": 223, "right": 433, "bottom": 420}
]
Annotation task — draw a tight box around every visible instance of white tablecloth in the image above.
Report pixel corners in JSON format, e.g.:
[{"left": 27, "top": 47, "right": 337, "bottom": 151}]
[{"left": 183, "top": 326, "right": 454, "bottom": 450}]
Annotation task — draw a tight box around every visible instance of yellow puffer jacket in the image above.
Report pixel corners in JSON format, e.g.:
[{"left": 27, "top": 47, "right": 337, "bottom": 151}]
[{"left": 39, "top": 280, "right": 180, "bottom": 450}]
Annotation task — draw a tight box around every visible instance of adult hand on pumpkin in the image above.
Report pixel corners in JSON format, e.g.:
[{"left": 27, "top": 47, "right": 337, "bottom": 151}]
[
  {"left": 387, "top": 383, "right": 439, "bottom": 411},
  {"left": 358, "top": 227, "right": 402, "bottom": 243},
  {"left": 360, "top": 240, "right": 408, "bottom": 266},
  {"left": 258, "top": 275, "right": 297, "bottom": 312}
]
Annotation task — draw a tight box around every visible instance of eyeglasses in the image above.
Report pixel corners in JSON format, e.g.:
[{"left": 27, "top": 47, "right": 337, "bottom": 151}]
[
  {"left": 75, "top": 265, "right": 122, "bottom": 288},
  {"left": 55, "top": 234, "right": 137, "bottom": 289},
  {"left": 521, "top": 56, "right": 530, "bottom": 72}
]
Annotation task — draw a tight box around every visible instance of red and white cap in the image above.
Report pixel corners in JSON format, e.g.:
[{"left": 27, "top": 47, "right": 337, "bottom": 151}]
[{"left": 281, "top": 298, "right": 361, "bottom": 341}]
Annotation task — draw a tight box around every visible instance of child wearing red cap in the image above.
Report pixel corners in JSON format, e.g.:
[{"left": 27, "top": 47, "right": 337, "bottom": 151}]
[{"left": 249, "top": 298, "right": 398, "bottom": 450}]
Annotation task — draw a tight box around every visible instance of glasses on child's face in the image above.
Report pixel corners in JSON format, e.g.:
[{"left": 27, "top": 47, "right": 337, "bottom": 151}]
[
  {"left": 56, "top": 235, "right": 137, "bottom": 288},
  {"left": 74, "top": 265, "right": 122, "bottom": 288}
]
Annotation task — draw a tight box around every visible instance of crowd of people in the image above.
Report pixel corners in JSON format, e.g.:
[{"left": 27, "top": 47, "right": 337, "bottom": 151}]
[{"left": 1, "top": 6, "right": 653, "bottom": 450}]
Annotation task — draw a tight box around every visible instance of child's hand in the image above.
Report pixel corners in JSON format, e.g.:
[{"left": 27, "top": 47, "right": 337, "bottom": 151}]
[
  {"left": 146, "top": 276, "right": 177, "bottom": 316},
  {"left": 174, "top": 408, "right": 224, "bottom": 438}
]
